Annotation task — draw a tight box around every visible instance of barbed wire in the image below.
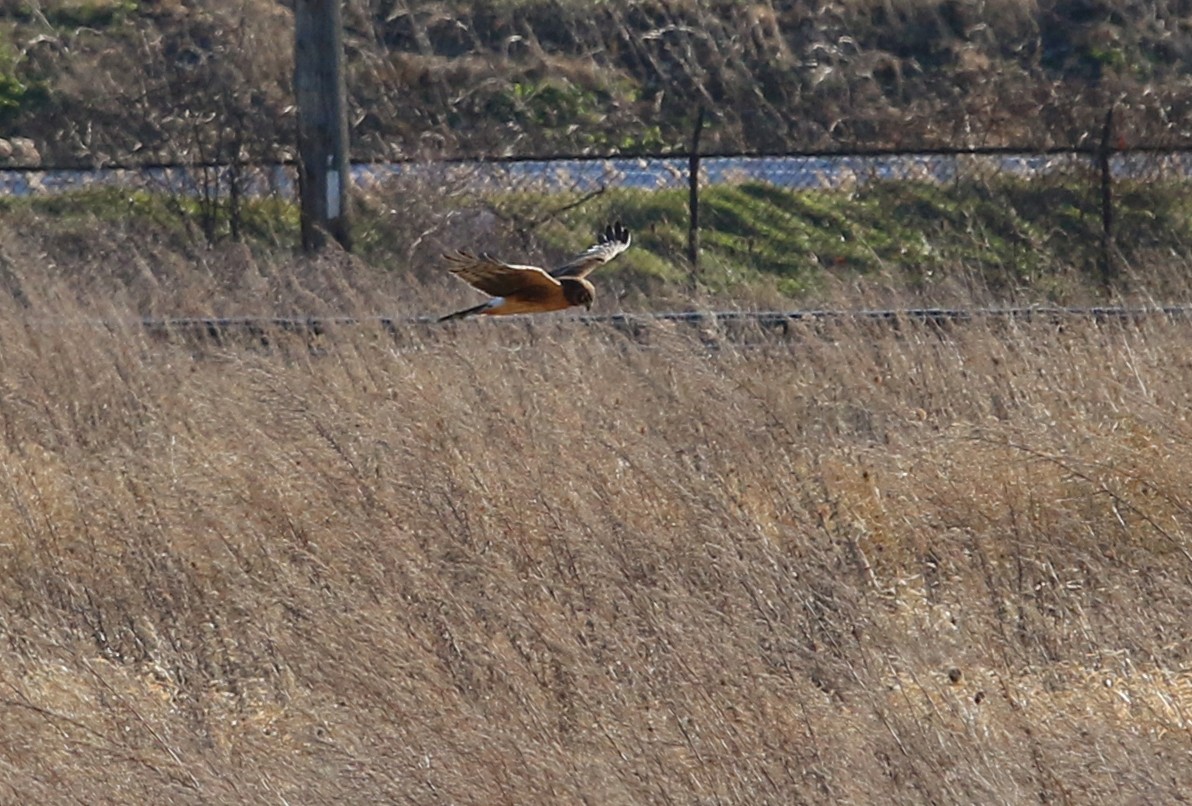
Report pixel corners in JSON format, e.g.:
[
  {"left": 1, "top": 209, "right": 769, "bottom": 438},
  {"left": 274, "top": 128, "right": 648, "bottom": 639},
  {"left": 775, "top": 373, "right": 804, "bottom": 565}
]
[{"left": 116, "top": 305, "right": 1192, "bottom": 347}]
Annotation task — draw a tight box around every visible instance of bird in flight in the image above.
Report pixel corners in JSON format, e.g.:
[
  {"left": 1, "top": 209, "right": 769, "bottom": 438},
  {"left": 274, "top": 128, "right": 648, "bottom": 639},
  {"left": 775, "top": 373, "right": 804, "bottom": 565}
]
[{"left": 438, "top": 221, "right": 631, "bottom": 322}]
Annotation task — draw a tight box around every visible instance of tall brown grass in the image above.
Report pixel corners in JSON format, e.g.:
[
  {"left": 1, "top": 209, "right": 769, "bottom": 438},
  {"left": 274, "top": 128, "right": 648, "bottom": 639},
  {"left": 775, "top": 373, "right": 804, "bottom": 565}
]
[{"left": 1, "top": 242, "right": 1191, "bottom": 803}]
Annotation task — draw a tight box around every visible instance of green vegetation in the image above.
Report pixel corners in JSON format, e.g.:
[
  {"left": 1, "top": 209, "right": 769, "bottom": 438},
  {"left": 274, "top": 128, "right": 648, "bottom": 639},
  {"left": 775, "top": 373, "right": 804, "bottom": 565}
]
[
  {"left": 8, "top": 167, "right": 1192, "bottom": 306},
  {"left": 0, "top": 35, "right": 48, "bottom": 127},
  {"left": 449, "top": 173, "right": 1192, "bottom": 303},
  {"left": 40, "top": 0, "right": 138, "bottom": 28},
  {"left": 0, "top": 185, "right": 299, "bottom": 253},
  {"left": 0, "top": 71, "right": 30, "bottom": 122}
]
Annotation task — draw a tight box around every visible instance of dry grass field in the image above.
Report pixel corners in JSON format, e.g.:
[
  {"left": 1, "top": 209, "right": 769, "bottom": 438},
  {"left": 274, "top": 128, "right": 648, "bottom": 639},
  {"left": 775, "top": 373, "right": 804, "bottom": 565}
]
[{"left": 0, "top": 243, "right": 1191, "bottom": 803}]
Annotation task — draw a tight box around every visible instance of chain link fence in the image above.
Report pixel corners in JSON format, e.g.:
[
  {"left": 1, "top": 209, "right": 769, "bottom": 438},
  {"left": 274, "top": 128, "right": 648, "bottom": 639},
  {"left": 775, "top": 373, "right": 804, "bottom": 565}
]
[
  {"left": 675, "top": 143, "right": 1192, "bottom": 294},
  {"left": 5, "top": 122, "right": 1192, "bottom": 297}
]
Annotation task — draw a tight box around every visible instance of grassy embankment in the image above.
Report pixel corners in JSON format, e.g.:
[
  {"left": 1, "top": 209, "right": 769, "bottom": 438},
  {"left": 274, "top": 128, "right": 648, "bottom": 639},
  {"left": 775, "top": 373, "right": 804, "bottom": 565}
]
[
  {"left": 0, "top": 198, "right": 1191, "bottom": 800},
  {"left": 5, "top": 161, "right": 1192, "bottom": 313}
]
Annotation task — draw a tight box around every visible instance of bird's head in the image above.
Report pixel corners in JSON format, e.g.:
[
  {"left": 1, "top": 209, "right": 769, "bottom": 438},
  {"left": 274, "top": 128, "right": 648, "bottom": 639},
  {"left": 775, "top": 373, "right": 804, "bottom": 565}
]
[{"left": 562, "top": 278, "right": 596, "bottom": 311}]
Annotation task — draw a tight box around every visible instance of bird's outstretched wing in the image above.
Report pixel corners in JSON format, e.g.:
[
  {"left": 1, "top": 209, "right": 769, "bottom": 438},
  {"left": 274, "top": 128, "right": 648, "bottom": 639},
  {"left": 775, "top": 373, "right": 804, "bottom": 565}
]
[
  {"left": 443, "top": 251, "right": 562, "bottom": 297},
  {"left": 550, "top": 221, "right": 632, "bottom": 279}
]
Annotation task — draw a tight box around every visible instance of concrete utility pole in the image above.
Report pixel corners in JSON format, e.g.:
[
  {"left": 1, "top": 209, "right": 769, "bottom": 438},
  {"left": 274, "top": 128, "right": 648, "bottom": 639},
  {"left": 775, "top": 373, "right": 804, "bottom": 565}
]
[{"left": 294, "top": 0, "right": 351, "bottom": 252}]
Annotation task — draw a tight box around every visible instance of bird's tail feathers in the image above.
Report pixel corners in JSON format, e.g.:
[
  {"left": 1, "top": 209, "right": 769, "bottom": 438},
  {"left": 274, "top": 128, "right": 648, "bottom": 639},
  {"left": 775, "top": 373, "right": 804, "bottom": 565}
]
[{"left": 438, "top": 301, "right": 490, "bottom": 322}]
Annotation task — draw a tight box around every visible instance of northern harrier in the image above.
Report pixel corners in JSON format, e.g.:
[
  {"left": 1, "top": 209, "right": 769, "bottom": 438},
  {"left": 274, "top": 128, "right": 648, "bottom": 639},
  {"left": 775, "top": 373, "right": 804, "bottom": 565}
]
[{"left": 438, "top": 221, "right": 631, "bottom": 322}]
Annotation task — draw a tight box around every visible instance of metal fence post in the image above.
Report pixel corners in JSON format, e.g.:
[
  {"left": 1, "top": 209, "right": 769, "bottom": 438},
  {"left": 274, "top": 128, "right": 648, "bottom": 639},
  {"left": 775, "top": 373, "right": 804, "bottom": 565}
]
[
  {"left": 688, "top": 106, "right": 705, "bottom": 283},
  {"left": 1099, "top": 107, "right": 1115, "bottom": 288}
]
